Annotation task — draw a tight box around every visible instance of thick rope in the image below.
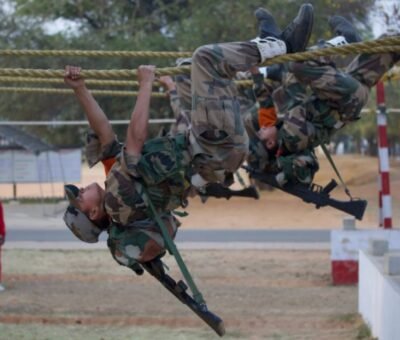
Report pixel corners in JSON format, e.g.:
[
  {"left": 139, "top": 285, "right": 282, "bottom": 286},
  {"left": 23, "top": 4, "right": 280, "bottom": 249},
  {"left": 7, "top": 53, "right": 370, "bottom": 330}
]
[
  {"left": 0, "top": 76, "right": 140, "bottom": 86},
  {"left": 0, "top": 86, "right": 168, "bottom": 97},
  {"left": 1, "top": 36, "right": 399, "bottom": 60},
  {"left": 0, "top": 49, "right": 192, "bottom": 58},
  {"left": 260, "top": 35, "right": 400, "bottom": 65},
  {"left": 0, "top": 66, "right": 191, "bottom": 78},
  {"left": 0, "top": 76, "right": 253, "bottom": 87},
  {"left": 1, "top": 36, "right": 399, "bottom": 79}
]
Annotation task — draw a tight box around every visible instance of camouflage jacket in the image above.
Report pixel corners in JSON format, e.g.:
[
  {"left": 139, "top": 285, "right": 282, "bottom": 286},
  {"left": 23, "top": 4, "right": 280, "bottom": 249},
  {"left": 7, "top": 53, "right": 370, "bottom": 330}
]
[
  {"left": 85, "top": 131, "right": 193, "bottom": 264},
  {"left": 86, "top": 131, "right": 192, "bottom": 226}
]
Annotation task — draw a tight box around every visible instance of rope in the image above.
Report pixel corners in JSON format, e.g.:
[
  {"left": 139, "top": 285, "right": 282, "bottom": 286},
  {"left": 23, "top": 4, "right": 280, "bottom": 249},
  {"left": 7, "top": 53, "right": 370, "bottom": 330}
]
[
  {"left": 0, "top": 76, "right": 141, "bottom": 87},
  {"left": 1, "top": 36, "right": 399, "bottom": 79},
  {"left": 0, "top": 49, "right": 192, "bottom": 58},
  {"left": 0, "top": 76, "right": 253, "bottom": 88},
  {"left": 0, "top": 119, "right": 176, "bottom": 126},
  {"left": 260, "top": 36, "right": 400, "bottom": 66},
  {"left": 1, "top": 36, "right": 400, "bottom": 61},
  {"left": 0, "top": 86, "right": 168, "bottom": 97},
  {"left": 0, "top": 66, "right": 191, "bottom": 78}
]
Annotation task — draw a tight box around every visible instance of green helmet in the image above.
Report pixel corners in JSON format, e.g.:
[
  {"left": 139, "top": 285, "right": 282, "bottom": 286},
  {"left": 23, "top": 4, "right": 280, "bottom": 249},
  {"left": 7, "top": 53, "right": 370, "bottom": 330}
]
[{"left": 63, "top": 184, "right": 104, "bottom": 243}]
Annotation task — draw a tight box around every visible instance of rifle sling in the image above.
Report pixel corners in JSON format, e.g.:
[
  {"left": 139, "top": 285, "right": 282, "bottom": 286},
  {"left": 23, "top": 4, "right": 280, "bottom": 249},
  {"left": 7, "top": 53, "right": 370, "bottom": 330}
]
[
  {"left": 141, "top": 187, "right": 206, "bottom": 306},
  {"left": 321, "top": 144, "right": 353, "bottom": 200}
]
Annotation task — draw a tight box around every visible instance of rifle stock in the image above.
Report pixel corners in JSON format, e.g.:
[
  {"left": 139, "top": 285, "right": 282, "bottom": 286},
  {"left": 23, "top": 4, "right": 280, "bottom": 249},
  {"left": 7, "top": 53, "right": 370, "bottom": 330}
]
[
  {"left": 142, "top": 259, "right": 225, "bottom": 337},
  {"left": 200, "top": 182, "right": 259, "bottom": 200},
  {"left": 242, "top": 166, "right": 367, "bottom": 220}
]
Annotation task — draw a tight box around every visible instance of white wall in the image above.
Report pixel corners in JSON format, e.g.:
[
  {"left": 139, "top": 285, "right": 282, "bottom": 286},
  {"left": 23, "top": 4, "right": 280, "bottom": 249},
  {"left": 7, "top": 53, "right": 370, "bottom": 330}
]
[{"left": 358, "top": 250, "right": 400, "bottom": 340}]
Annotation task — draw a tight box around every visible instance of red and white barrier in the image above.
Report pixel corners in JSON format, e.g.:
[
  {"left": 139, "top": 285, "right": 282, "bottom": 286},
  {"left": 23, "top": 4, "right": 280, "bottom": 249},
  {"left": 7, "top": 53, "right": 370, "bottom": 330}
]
[
  {"left": 376, "top": 82, "right": 392, "bottom": 229},
  {"left": 331, "top": 229, "right": 400, "bottom": 285}
]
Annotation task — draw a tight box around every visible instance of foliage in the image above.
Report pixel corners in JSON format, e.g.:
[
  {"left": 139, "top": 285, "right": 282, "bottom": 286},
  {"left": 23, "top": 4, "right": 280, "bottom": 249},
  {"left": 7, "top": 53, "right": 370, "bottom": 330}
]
[{"left": 2, "top": 0, "right": 399, "bottom": 153}]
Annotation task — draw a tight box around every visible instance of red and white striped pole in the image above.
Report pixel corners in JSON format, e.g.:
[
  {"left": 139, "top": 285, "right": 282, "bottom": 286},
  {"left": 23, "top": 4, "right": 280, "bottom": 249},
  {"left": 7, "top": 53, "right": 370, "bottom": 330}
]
[{"left": 376, "top": 81, "right": 392, "bottom": 229}]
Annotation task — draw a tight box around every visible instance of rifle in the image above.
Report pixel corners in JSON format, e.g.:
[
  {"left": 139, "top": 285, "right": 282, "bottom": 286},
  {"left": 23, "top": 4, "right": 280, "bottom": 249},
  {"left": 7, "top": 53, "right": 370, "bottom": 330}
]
[
  {"left": 242, "top": 165, "right": 367, "bottom": 220},
  {"left": 199, "top": 182, "right": 260, "bottom": 200},
  {"left": 141, "top": 259, "right": 225, "bottom": 337}
]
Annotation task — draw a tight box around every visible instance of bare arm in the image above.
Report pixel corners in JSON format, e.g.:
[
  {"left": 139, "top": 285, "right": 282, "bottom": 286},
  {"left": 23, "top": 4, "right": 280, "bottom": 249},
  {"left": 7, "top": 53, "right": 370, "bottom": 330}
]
[
  {"left": 125, "top": 65, "right": 156, "bottom": 156},
  {"left": 64, "top": 66, "right": 114, "bottom": 146}
]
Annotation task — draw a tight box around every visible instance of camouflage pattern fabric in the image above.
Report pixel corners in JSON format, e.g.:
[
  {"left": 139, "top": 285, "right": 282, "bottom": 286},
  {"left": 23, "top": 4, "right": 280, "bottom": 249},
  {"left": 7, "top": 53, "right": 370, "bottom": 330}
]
[
  {"left": 189, "top": 41, "right": 263, "bottom": 182},
  {"left": 278, "top": 50, "right": 400, "bottom": 153},
  {"left": 243, "top": 82, "right": 318, "bottom": 185},
  {"left": 107, "top": 213, "right": 179, "bottom": 265},
  {"left": 169, "top": 73, "right": 192, "bottom": 135},
  {"left": 276, "top": 150, "right": 319, "bottom": 186},
  {"left": 103, "top": 134, "right": 191, "bottom": 225},
  {"left": 243, "top": 108, "right": 275, "bottom": 173},
  {"left": 85, "top": 131, "right": 191, "bottom": 265},
  {"left": 252, "top": 73, "right": 275, "bottom": 112}
]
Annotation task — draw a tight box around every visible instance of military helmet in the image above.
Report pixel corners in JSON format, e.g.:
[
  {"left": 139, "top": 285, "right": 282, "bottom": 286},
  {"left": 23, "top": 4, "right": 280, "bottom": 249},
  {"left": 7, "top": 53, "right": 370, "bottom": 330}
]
[{"left": 63, "top": 184, "right": 104, "bottom": 243}]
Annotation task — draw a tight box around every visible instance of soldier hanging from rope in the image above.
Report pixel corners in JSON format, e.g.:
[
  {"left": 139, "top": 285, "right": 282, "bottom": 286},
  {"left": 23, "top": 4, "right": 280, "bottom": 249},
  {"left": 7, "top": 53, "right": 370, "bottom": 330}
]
[
  {"left": 245, "top": 14, "right": 400, "bottom": 187},
  {"left": 62, "top": 2, "right": 314, "bottom": 268},
  {"left": 60, "top": 4, "right": 314, "bottom": 332}
]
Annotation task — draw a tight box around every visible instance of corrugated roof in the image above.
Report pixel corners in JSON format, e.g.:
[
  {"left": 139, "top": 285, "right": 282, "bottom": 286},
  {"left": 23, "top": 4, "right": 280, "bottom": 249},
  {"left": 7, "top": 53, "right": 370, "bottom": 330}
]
[{"left": 0, "top": 125, "right": 54, "bottom": 154}]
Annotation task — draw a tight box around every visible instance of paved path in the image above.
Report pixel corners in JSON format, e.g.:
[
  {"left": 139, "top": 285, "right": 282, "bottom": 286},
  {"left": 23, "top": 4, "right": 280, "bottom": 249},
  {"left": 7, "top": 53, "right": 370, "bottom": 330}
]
[
  {"left": 7, "top": 228, "right": 330, "bottom": 243},
  {"left": 5, "top": 229, "right": 331, "bottom": 250},
  {"left": 2, "top": 203, "right": 331, "bottom": 250}
]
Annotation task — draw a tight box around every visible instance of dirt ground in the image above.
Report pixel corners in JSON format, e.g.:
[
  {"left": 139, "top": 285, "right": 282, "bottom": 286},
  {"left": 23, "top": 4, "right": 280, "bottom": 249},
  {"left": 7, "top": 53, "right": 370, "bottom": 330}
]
[
  {"left": 0, "top": 249, "right": 370, "bottom": 340},
  {"left": 1, "top": 154, "right": 400, "bottom": 228},
  {"left": 0, "top": 154, "right": 396, "bottom": 339}
]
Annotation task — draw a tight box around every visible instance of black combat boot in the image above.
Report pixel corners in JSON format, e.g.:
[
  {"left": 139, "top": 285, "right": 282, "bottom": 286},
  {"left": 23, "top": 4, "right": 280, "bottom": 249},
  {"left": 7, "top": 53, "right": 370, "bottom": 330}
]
[
  {"left": 328, "top": 15, "right": 362, "bottom": 44},
  {"left": 254, "top": 7, "right": 282, "bottom": 39},
  {"left": 265, "top": 64, "right": 283, "bottom": 82},
  {"left": 281, "top": 3, "right": 314, "bottom": 53}
]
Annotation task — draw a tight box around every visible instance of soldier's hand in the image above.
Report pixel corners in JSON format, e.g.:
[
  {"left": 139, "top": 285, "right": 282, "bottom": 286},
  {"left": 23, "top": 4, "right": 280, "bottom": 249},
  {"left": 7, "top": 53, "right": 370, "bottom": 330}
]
[
  {"left": 64, "top": 65, "right": 85, "bottom": 89},
  {"left": 159, "top": 75, "right": 176, "bottom": 92},
  {"left": 137, "top": 65, "right": 156, "bottom": 87}
]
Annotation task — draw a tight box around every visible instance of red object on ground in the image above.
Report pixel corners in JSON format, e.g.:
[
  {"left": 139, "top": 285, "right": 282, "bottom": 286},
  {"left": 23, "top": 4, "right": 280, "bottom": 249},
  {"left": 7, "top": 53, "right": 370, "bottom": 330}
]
[
  {"left": 331, "top": 260, "right": 359, "bottom": 285},
  {"left": 0, "top": 202, "right": 6, "bottom": 283}
]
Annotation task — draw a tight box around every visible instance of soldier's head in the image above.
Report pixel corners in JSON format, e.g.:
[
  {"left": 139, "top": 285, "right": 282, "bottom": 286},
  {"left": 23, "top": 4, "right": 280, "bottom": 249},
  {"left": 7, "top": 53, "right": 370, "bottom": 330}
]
[
  {"left": 63, "top": 183, "right": 108, "bottom": 243},
  {"left": 258, "top": 126, "right": 278, "bottom": 150}
]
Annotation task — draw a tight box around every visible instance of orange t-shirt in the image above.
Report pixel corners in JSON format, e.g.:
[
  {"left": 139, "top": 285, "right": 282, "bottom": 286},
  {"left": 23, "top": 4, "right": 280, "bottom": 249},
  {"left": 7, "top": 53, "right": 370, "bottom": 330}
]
[
  {"left": 258, "top": 107, "right": 277, "bottom": 128},
  {"left": 102, "top": 158, "right": 116, "bottom": 176}
]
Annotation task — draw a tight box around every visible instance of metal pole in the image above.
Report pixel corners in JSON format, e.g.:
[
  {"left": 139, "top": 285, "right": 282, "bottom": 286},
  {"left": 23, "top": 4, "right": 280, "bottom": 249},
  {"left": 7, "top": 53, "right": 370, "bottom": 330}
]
[{"left": 376, "top": 81, "right": 392, "bottom": 229}]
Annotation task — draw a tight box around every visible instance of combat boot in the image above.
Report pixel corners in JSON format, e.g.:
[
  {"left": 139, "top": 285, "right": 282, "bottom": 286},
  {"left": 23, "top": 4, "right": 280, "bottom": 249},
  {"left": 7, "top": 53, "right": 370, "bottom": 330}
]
[
  {"left": 328, "top": 15, "right": 362, "bottom": 45},
  {"left": 254, "top": 7, "right": 282, "bottom": 39},
  {"left": 252, "top": 8, "right": 286, "bottom": 62},
  {"left": 265, "top": 64, "right": 283, "bottom": 82},
  {"left": 281, "top": 3, "right": 314, "bottom": 53}
]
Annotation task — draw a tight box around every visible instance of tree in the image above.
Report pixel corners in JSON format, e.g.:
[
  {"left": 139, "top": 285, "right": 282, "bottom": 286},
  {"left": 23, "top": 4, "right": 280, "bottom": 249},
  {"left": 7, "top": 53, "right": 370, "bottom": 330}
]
[{"left": 0, "top": 0, "right": 378, "bottom": 147}]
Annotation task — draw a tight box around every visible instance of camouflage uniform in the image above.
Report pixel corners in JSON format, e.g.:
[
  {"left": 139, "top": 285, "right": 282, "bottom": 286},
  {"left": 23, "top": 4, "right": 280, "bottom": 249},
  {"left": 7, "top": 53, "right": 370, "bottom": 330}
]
[
  {"left": 85, "top": 130, "right": 191, "bottom": 266},
  {"left": 189, "top": 41, "right": 263, "bottom": 182},
  {"left": 244, "top": 72, "right": 319, "bottom": 185},
  {"left": 279, "top": 50, "right": 400, "bottom": 153},
  {"left": 169, "top": 73, "right": 191, "bottom": 135}
]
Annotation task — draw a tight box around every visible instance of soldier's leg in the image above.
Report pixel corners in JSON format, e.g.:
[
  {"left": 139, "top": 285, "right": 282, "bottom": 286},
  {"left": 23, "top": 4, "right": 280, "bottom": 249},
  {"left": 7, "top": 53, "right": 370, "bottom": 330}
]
[
  {"left": 189, "top": 11, "right": 288, "bottom": 182},
  {"left": 345, "top": 50, "right": 400, "bottom": 89},
  {"left": 189, "top": 5, "right": 314, "bottom": 182},
  {"left": 189, "top": 40, "right": 273, "bottom": 181}
]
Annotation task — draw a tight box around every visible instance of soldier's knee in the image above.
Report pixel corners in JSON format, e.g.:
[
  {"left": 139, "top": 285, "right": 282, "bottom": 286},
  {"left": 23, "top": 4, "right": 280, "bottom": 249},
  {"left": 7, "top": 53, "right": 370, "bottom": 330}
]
[{"left": 192, "top": 44, "right": 214, "bottom": 65}]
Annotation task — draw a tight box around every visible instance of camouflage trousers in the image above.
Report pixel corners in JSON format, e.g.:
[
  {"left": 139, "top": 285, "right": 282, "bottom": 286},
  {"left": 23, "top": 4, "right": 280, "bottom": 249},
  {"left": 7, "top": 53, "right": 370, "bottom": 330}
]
[
  {"left": 189, "top": 41, "right": 261, "bottom": 182},
  {"left": 278, "top": 51, "right": 400, "bottom": 153},
  {"left": 169, "top": 74, "right": 192, "bottom": 135},
  {"left": 289, "top": 51, "right": 400, "bottom": 124}
]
